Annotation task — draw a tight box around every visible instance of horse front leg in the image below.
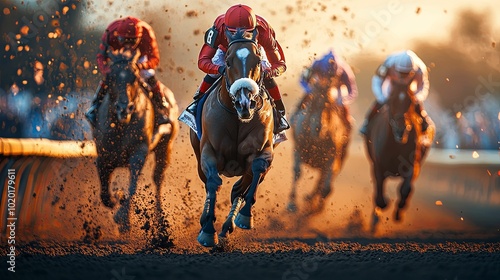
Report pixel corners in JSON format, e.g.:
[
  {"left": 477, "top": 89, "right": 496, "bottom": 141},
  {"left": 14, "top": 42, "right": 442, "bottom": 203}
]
[
  {"left": 307, "top": 167, "right": 333, "bottom": 215},
  {"left": 197, "top": 147, "right": 222, "bottom": 247},
  {"left": 371, "top": 167, "right": 387, "bottom": 234},
  {"left": 153, "top": 137, "right": 168, "bottom": 211},
  {"left": 395, "top": 176, "right": 413, "bottom": 221},
  {"left": 287, "top": 149, "right": 302, "bottom": 212},
  {"left": 219, "top": 176, "right": 250, "bottom": 238},
  {"left": 97, "top": 157, "right": 115, "bottom": 208},
  {"left": 373, "top": 167, "right": 388, "bottom": 209},
  {"left": 236, "top": 157, "right": 270, "bottom": 229},
  {"left": 114, "top": 145, "right": 148, "bottom": 233}
]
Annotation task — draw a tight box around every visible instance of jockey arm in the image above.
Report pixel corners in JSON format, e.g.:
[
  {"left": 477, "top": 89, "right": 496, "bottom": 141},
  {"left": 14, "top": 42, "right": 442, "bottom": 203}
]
[
  {"left": 413, "top": 58, "right": 429, "bottom": 102},
  {"left": 136, "top": 21, "right": 160, "bottom": 70},
  {"left": 299, "top": 67, "right": 313, "bottom": 94},
  {"left": 258, "top": 28, "right": 286, "bottom": 78},
  {"left": 339, "top": 65, "right": 358, "bottom": 104},
  {"left": 372, "top": 64, "right": 387, "bottom": 103},
  {"left": 198, "top": 21, "right": 227, "bottom": 75},
  {"left": 198, "top": 44, "right": 221, "bottom": 75}
]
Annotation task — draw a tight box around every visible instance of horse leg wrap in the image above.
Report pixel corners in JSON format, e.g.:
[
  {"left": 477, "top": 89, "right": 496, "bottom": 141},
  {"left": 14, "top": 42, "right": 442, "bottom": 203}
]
[{"left": 251, "top": 157, "right": 270, "bottom": 174}]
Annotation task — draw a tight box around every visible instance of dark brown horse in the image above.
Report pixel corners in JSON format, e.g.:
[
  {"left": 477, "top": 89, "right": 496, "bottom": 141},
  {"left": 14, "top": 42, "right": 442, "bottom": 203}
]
[
  {"left": 287, "top": 82, "right": 352, "bottom": 214},
  {"left": 363, "top": 81, "right": 434, "bottom": 230},
  {"left": 190, "top": 31, "right": 275, "bottom": 247},
  {"left": 92, "top": 51, "right": 178, "bottom": 233}
]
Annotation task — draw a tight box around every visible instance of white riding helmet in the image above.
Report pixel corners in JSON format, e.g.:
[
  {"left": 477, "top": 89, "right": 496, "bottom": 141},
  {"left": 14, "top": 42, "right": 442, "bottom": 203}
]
[{"left": 395, "top": 52, "right": 414, "bottom": 73}]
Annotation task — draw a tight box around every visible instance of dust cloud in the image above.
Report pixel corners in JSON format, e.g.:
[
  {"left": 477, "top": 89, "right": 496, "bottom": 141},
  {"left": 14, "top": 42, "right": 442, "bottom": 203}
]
[{"left": 0, "top": 0, "right": 499, "bottom": 250}]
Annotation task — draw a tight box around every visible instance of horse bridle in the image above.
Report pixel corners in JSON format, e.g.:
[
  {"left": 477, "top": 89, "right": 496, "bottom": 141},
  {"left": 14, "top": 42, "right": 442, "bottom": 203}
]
[
  {"left": 388, "top": 88, "right": 415, "bottom": 142},
  {"left": 223, "top": 37, "right": 266, "bottom": 110},
  {"left": 110, "top": 60, "right": 143, "bottom": 114}
]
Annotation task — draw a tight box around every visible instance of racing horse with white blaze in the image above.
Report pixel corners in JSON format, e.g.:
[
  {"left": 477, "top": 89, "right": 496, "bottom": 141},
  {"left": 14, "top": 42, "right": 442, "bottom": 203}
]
[{"left": 189, "top": 29, "right": 276, "bottom": 247}]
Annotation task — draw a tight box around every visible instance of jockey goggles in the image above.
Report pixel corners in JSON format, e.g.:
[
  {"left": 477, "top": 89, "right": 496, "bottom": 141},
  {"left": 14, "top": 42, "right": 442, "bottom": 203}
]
[
  {"left": 118, "top": 36, "right": 139, "bottom": 46},
  {"left": 396, "top": 69, "right": 415, "bottom": 80},
  {"left": 225, "top": 27, "right": 256, "bottom": 40}
]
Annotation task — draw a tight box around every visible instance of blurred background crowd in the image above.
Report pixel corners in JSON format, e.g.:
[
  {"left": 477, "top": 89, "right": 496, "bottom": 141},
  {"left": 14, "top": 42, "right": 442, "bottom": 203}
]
[{"left": 0, "top": 0, "right": 498, "bottom": 150}]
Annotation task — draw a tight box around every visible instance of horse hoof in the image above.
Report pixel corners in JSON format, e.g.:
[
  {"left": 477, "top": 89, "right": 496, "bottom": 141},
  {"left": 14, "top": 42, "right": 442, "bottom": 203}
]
[
  {"left": 235, "top": 213, "right": 253, "bottom": 229},
  {"left": 113, "top": 205, "right": 130, "bottom": 233},
  {"left": 117, "top": 222, "right": 130, "bottom": 234},
  {"left": 287, "top": 202, "right": 297, "bottom": 213},
  {"left": 394, "top": 209, "right": 403, "bottom": 222},
  {"left": 101, "top": 194, "right": 115, "bottom": 209},
  {"left": 197, "top": 230, "right": 218, "bottom": 247},
  {"left": 221, "top": 220, "right": 235, "bottom": 237},
  {"left": 375, "top": 197, "right": 388, "bottom": 210}
]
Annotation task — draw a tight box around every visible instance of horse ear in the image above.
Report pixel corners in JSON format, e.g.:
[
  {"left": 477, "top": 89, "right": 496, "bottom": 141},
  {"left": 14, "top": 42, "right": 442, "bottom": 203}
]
[
  {"left": 225, "top": 28, "right": 236, "bottom": 43},
  {"left": 251, "top": 28, "right": 258, "bottom": 41}
]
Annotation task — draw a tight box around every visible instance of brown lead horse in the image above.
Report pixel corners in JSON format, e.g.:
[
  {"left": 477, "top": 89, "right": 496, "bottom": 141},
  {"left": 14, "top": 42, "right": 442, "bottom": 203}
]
[
  {"left": 287, "top": 82, "right": 352, "bottom": 215},
  {"left": 363, "top": 81, "right": 434, "bottom": 231},
  {"left": 92, "top": 51, "right": 178, "bottom": 233},
  {"left": 190, "top": 30, "right": 275, "bottom": 247}
]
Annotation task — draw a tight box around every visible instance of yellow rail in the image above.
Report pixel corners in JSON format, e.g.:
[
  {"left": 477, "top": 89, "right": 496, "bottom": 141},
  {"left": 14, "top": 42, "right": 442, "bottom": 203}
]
[{"left": 0, "top": 138, "right": 97, "bottom": 157}]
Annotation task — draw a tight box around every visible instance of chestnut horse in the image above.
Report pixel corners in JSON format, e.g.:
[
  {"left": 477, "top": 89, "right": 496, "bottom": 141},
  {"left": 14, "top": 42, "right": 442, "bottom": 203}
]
[
  {"left": 287, "top": 86, "right": 352, "bottom": 215},
  {"left": 190, "top": 30, "right": 275, "bottom": 247}
]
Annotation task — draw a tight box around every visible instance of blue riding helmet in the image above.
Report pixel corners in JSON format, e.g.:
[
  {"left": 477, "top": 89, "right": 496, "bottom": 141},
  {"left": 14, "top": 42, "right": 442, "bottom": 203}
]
[{"left": 312, "top": 51, "right": 338, "bottom": 75}]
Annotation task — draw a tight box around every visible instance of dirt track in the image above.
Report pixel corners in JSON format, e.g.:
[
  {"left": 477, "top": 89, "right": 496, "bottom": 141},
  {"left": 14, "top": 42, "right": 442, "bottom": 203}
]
[
  {"left": 2, "top": 239, "right": 500, "bottom": 280},
  {"left": 1, "top": 127, "right": 500, "bottom": 279}
]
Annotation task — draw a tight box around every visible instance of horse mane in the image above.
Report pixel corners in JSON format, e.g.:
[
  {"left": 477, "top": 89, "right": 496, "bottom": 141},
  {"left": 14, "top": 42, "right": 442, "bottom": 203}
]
[
  {"left": 108, "top": 49, "right": 141, "bottom": 75},
  {"left": 225, "top": 28, "right": 258, "bottom": 47}
]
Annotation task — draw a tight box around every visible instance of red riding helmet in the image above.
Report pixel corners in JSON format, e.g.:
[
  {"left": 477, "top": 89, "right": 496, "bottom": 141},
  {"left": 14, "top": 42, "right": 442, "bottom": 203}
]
[
  {"left": 116, "top": 17, "right": 142, "bottom": 46},
  {"left": 224, "top": 4, "right": 257, "bottom": 31}
]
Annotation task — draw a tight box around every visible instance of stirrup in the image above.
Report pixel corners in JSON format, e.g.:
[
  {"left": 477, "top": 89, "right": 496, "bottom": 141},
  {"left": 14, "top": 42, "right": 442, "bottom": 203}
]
[
  {"left": 273, "top": 131, "right": 288, "bottom": 144},
  {"left": 359, "top": 120, "right": 369, "bottom": 135},
  {"left": 85, "top": 106, "right": 97, "bottom": 127},
  {"left": 193, "top": 90, "right": 203, "bottom": 100},
  {"left": 158, "top": 115, "right": 170, "bottom": 125},
  {"left": 277, "top": 116, "right": 290, "bottom": 132},
  {"left": 186, "top": 100, "right": 198, "bottom": 115}
]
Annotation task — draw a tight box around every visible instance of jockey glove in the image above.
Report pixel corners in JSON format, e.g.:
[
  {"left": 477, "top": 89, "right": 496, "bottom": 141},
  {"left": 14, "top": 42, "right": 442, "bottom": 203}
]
[
  {"left": 218, "top": 65, "right": 226, "bottom": 74},
  {"left": 264, "top": 67, "right": 283, "bottom": 80},
  {"left": 136, "top": 62, "right": 145, "bottom": 70}
]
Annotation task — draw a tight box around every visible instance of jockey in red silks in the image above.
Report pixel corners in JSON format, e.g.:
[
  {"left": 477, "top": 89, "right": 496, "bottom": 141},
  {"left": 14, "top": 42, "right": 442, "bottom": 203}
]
[
  {"left": 360, "top": 50, "right": 431, "bottom": 144},
  {"left": 86, "top": 16, "right": 170, "bottom": 127},
  {"left": 186, "top": 4, "right": 289, "bottom": 134}
]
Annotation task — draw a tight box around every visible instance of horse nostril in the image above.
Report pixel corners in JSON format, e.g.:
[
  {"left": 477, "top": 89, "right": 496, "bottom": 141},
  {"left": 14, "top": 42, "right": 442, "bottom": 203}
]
[
  {"left": 250, "top": 100, "right": 256, "bottom": 109},
  {"left": 234, "top": 101, "right": 242, "bottom": 109},
  {"left": 115, "top": 103, "right": 128, "bottom": 115},
  {"left": 127, "top": 103, "right": 135, "bottom": 113}
]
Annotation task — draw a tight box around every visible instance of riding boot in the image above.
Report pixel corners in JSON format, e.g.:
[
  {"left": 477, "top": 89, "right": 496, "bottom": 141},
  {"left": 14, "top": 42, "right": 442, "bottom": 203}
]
[
  {"left": 186, "top": 89, "right": 204, "bottom": 115},
  {"left": 359, "top": 101, "right": 383, "bottom": 135},
  {"left": 274, "top": 98, "right": 290, "bottom": 133},
  {"left": 85, "top": 80, "right": 107, "bottom": 127},
  {"left": 187, "top": 75, "right": 219, "bottom": 116}
]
